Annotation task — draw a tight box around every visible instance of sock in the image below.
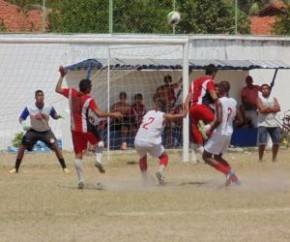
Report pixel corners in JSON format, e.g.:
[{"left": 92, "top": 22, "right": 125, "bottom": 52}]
[
  {"left": 58, "top": 158, "right": 66, "bottom": 169},
  {"left": 196, "top": 146, "right": 204, "bottom": 154},
  {"left": 15, "top": 159, "right": 22, "bottom": 172},
  {"left": 213, "top": 162, "right": 231, "bottom": 175},
  {"left": 74, "top": 159, "right": 84, "bottom": 183},
  {"left": 95, "top": 141, "right": 104, "bottom": 164},
  {"left": 158, "top": 154, "right": 168, "bottom": 174}
]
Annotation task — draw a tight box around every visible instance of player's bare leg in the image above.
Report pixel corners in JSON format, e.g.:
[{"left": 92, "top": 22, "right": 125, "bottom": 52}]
[
  {"left": 9, "top": 145, "right": 26, "bottom": 174},
  {"left": 272, "top": 144, "right": 279, "bottom": 162},
  {"left": 139, "top": 155, "right": 148, "bottom": 183},
  {"left": 258, "top": 144, "right": 266, "bottom": 161},
  {"left": 202, "top": 150, "right": 239, "bottom": 186},
  {"left": 51, "top": 144, "right": 69, "bottom": 174}
]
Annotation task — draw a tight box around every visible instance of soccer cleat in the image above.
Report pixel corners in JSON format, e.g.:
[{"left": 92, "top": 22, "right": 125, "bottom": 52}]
[
  {"left": 225, "top": 170, "right": 241, "bottom": 187},
  {"left": 231, "top": 173, "right": 241, "bottom": 186},
  {"left": 77, "top": 181, "right": 85, "bottom": 190},
  {"left": 197, "top": 120, "right": 208, "bottom": 140},
  {"left": 156, "top": 171, "right": 165, "bottom": 185},
  {"left": 63, "top": 168, "right": 70, "bottom": 174},
  {"left": 95, "top": 162, "right": 105, "bottom": 173},
  {"left": 9, "top": 168, "right": 18, "bottom": 174}
]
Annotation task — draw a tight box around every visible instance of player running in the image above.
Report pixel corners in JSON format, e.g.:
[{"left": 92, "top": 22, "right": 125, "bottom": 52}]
[
  {"left": 134, "top": 97, "right": 189, "bottom": 185},
  {"left": 201, "top": 81, "right": 242, "bottom": 186},
  {"left": 55, "top": 66, "right": 122, "bottom": 189}
]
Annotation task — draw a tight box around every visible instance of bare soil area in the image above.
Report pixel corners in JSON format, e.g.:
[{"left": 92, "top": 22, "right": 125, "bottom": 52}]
[{"left": 0, "top": 149, "right": 290, "bottom": 242}]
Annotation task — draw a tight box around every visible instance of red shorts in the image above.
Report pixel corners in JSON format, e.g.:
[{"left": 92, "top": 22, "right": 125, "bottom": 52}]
[
  {"left": 72, "top": 131, "right": 101, "bottom": 154},
  {"left": 189, "top": 104, "right": 215, "bottom": 145}
]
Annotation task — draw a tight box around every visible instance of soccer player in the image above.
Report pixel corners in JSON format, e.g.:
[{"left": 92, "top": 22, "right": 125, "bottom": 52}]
[
  {"left": 9, "top": 90, "right": 69, "bottom": 174},
  {"left": 134, "top": 97, "right": 189, "bottom": 185},
  {"left": 189, "top": 64, "right": 218, "bottom": 154},
  {"left": 201, "top": 81, "right": 242, "bottom": 186},
  {"left": 55, "top": 66, "right": 122, "bottom": 189}
]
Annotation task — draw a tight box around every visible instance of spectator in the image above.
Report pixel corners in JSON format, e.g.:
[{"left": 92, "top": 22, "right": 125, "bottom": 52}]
[
  {"left": 256, "top": 83, "right": 281, "bottom": 162},
  {"left": 154, "top": 75, "right": 182, "bottom": 148},
  {"left": 130, "top": 93, "right": 146, "bottom": 135},
  {"left": 189, "top": 64, "right": 218, "bottom": 154},
  {"left": 111, "top": 91, "right": 132, "bottom": 150},
  {"left": 154, "top": 75, "right": 182, "bottom": 112},
  {"left": 240, "top": 75, "right": 260, "bottom": 127}
]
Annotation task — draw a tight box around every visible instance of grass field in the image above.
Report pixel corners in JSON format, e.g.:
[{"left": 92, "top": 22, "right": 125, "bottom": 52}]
[{"left": 1, "top": 148, "right": 290, "bottom": 242}]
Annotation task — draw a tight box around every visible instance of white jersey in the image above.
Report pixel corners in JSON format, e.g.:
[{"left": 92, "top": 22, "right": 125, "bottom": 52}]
[
  {"left": 204, "top": 96, "right": 237, "bottom": 155},
  {"left": 135, "top": 110, "right": 165, "bottom": 145},
  {"left": 257, "top": 95, "right": 278, "bottom": 127},
  {"left": 20, "top": 103, "right": 55, "bottom": 132},
  {"left": 214, "top": 97, "right": 237, "bottom": 137}
]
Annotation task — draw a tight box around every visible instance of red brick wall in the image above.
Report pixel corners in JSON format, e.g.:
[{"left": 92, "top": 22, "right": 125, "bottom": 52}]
[{"left": 0, "top": 0, "right": 43, "bottom": 32}]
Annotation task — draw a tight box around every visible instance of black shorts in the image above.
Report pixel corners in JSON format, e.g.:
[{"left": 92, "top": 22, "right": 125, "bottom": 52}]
[{"left": 22, "top": 129, "right": 58, "bottom": 151}]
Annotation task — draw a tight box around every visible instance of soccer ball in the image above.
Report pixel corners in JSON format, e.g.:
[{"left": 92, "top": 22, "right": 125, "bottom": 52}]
[{"left": 167, "top": 11, "right": 181, "bottom": 25}]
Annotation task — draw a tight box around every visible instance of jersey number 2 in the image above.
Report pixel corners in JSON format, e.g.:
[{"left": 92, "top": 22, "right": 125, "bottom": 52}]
[{"left": 142, "top": 117, "right": 155, "bottom": 130}]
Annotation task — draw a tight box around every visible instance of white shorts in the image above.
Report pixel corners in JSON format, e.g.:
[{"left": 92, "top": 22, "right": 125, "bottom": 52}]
[
  {"left": 204, "top": 134, "right": 231, "bottom": 155},
  {"left": 134, "top": 139, "right": 164, "bottom": 158}
]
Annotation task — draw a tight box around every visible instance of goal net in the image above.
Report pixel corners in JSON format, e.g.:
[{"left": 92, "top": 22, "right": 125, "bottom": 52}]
[{"left": 0, "top": 36, "right": 189, "bottom": 159}]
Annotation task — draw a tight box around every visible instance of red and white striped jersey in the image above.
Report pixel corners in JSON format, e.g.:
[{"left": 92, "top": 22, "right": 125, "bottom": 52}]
[
  {"left": 189, "top": 76, "right": 215, "bottom": 106},
  {"left": 62, "top": 88, "right": 98, "bottom": 133}
]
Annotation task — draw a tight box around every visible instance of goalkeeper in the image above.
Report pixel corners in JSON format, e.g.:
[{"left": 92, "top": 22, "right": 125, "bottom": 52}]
[{"left": 9, "top": 90, "right": 69, "bottom": 174}]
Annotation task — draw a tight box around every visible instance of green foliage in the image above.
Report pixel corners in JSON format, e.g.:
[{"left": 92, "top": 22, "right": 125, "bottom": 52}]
[
  {"left": 272, "top": 7, "right": 290, "bottom": 35},
  {"left": 48, "top": 0, "right": 108, "bottom": 33},
  {"left": 11, "top": 132, "right": 24, "bottom": 148},
  {"left": 46, "top": 0, "right": 250, "bottom": 34},
  {"left": 249, "top": 2, "right": 260, "bottom": 16},
  {"left": 176, "top": 0, "right": 250, "bottom": 34},
  {"left": 0, "top": 19, "right": 6, "bottom": 32},
  {"left": 6, "top": 0, "right": 44, "bottom": 11}
]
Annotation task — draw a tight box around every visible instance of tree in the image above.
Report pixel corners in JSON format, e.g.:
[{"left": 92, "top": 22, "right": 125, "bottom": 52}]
[
  {"left": 272, "top": 2, "right": 290, "bottom": 35},
  {"left": 48, "top": 0, "right": 108, "bottom": 33},
  {"left": 175, "top": 0, "right": 250, "bottom": 34},
  {"left": 46, "top": 0, "right": 250, "bottom": 34}
]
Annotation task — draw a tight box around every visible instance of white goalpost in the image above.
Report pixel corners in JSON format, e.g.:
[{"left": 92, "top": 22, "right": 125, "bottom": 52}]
[{"left": 0, "top": 35, "right": 190, "bottom": 162}]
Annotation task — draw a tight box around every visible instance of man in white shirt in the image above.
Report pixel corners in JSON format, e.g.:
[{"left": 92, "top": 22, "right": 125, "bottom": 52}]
[
  {"left": 256, "top": 83, "right": 281, "bottom": 162},
  {"left": 202, "top": 81, "right": 242, "bottom": 187}
]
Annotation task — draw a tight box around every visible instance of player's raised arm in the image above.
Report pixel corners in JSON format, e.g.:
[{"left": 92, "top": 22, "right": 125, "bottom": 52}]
[{"left": 55, "top": 65, "right": 67, "bottom": 94}]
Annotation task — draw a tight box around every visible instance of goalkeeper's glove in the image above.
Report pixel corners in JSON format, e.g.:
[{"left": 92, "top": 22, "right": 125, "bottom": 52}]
[{"left": 21, "top": 121, "right": 31, "bottom": 131}]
